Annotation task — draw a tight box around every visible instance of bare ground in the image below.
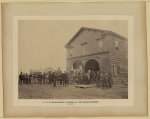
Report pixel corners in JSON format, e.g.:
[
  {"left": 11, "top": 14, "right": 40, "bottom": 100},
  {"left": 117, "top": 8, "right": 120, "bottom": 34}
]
[{"left": 19, "top": 79, "right": 128, "bottom": 99}]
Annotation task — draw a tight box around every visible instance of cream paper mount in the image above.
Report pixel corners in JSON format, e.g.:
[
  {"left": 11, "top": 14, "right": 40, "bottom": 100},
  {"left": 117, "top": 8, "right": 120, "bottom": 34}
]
[{"left": 0, "top": 1, "right": 149, "bottom": 118}]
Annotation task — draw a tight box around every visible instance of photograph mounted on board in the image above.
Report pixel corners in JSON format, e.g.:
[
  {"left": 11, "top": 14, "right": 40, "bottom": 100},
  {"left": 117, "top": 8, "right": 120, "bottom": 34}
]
[{"left": 18, "top": 20, "right": 128, "bottom": 99}]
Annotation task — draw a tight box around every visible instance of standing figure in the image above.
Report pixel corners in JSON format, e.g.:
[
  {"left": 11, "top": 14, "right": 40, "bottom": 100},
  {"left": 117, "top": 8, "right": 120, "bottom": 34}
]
[
  {"left": 86, "top": 71, "right": 91, "bottom": 84},
  {"left": 62, "top": 71, "right": 67, "bottom": 86},
  {"left": 102, "top": 73, "right": 108, "bottom": 89},
  {"left": 38, "top": 73, "right": 42, "bottom": 85},
  {"left": 107, "top": 73, "right": 113, "bottom": 88},
  {"left": 28, "top": 73, "right": 32, "bottom": 84},
  {"left": 92, "top": 71, "right": 97, "bottom": 83},
  {"left": 19, "top": 72, "right": 23, "bottom": 84},
  {"left": 48, "top": 71, "right": 52, "bottom": 85},
  {"left": 52, "top": 72, "right": 57, "bottom": 87},
  {"left": 78, "top": 73, "right": 82, "bottom": 84},
  {"left": 22, "top": 73, "right": 26, "bottom": 84},
  {"left": 25, "top": 73, "right": 29, "bottom": 84},
  {"left": 96, "top": 71, "right": 100, "bottom": 82},
  {"left": 60, "top": 73, "right": 63, "bottom": 85},
  {"left": 42, "top": 73, "right": 46, "bottom": 84},
  {"left": 90, "top": 70, "right": 93, "bottom": 83}
]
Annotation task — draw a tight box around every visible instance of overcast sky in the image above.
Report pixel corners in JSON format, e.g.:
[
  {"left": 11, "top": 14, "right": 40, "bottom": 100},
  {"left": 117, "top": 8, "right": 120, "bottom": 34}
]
[{"left": 18, "top": 20, "right": 127, "bottom": 73}]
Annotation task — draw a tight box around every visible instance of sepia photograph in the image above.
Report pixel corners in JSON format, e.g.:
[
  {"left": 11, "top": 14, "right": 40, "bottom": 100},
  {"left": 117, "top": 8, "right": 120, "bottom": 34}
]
[
  {"left": 18, "top": 20, "right": 128, "bottom": 99},
  {"left": 2, "top": 1, "right": 148, "bottom": 117}
]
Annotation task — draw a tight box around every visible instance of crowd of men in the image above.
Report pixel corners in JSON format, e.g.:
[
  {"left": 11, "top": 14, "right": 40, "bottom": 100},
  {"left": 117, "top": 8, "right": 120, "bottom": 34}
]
[
  {"left": 19, "top": 71, "right": 68, "bottom": 87},
  {"left": 19, "top": 70, "right": 113, "bottom": 89}
]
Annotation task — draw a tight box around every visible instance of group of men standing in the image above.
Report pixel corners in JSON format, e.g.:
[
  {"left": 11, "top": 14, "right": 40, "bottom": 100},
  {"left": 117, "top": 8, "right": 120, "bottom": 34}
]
[
  {"left": 19, "top": 70, "right": 113, "bottom": 89},
  {"left": 48, "top": 71, "right": 68, "bottom": 87},
  {"left": 96, "top": 72, "right": 113, "bottom": 89},
  {"left": 19, "top": 73, "right": 31, "bottom": 84},
  {"left": 19, "top": 71, "right": 68, "bottom": 87},
  {"left": 71, "top": 70, "right": 113, "bottom": 89}
]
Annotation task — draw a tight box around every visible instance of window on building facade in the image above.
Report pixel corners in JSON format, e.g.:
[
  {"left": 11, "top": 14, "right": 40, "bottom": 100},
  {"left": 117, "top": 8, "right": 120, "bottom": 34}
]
[
  {"left": 69, "top": 48, "right": 73, "bottom": 56},
  {"left": 97, "top": 39, "right": 103, "bottom": 49},
  {"left": 115, "top": 40, "right": 119, "bottom": 49},
  {"left": 117, "top": 66, "right": 120, "bottom": 74},
  {"left": 81, "top": 45, "right": 85, "bottom": 54},
  {"left": 111, "top": 65, "right": 120, "bottom": 76},
  {"left": 80, "top": 42, "right": 87, "bottom": 55}
]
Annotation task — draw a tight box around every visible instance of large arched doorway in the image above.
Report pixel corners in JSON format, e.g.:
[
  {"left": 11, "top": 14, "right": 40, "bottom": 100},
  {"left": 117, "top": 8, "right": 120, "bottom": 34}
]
[{"left": 85, "top": 59, "right": 100, "bottom": 72}]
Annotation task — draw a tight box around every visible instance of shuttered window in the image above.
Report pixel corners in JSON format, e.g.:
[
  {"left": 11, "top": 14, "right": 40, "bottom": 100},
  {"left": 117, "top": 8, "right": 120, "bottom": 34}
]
[
  {"left": 97, "top": 39, "right": 103, "bottom": 49},
  {"left": 69, "top": 48, "right": 73, "bottom": 56},
  {"left": 80, "top": 42, "right": 87, "bottom": 55},
  {"left": 115, "top": 40, "right": 119, "bottom": 49}
]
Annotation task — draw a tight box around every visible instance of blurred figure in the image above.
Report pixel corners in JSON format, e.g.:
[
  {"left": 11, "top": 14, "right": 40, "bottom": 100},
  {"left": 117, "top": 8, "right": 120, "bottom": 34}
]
[
  {"left": 38, "top": 73, "right": 42, "bottom": 85},
  {"left": 19, "top": 72, "right": 23, "bottom": 84},
  {"left": 22, "top": 73, "right": 26, "bottom": 84},
  {"left": 62, "top": 71, "right": 68, "bottom": 86},
  {"left": 28, "top": 73, "right": 32, "bottom": 84},
  {"left": 96, "top": 71, "right": 100, "bottom": 82},
  {"left": 102, "top": 73, "right": 108, "bottom": 89},
  {"left": 48, "top": 71, "right": 52, "bottom": 85},
  {"left": 42, "top": 73, "right": 46, "bottom": 84},
  {"left": 107, "top": 73, "right": 113, "bottom": 88},
  {"left": 52, "top": 72, "right": 57, "bottom": 87}
]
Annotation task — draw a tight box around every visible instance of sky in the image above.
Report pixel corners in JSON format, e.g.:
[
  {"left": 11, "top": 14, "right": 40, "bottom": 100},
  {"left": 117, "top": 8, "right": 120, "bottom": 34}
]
[{"left": 18, "top": 20, "right": 127, "bottom": 73}]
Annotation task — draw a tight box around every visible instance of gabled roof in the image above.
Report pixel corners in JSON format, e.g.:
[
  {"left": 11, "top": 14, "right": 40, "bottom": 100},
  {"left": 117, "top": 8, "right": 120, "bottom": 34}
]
[{"left": 65, "top": 27, "right": 127, "bottom": 48}]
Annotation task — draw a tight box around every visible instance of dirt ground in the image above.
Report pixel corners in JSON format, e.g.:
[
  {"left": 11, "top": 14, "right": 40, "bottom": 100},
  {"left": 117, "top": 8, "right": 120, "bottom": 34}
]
[{"left": 18, "top": 78, "right": 128, "bottom": 99}]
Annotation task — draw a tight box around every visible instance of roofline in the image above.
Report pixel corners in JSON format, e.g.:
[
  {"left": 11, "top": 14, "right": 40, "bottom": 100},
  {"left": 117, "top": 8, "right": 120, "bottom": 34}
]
[
  {"left": 64, "top": 27, "right": 83, "bottom": 48},
  {"left": 65, "top": 27, "right": 127, "bottom": 48}
]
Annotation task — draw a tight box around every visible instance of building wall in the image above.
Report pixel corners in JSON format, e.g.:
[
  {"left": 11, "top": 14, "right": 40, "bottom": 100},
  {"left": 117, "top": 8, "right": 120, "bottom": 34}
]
[
  {"left": 67, "top": 29, "right": 110, "bottom": 58},
  {"left": 66, "top": 28, "right": 128, "bottom": 75},
  {"left": 109, "top": 34, "right": 128, "bottom": 76},
  {"left": 66, "top": 52, "right": 110, "bottom": 73}
]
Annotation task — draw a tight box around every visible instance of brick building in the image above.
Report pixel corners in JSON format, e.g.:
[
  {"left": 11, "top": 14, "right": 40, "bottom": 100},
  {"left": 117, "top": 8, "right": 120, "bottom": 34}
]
[{"left": 65, "top": 27, "right": 128, "bottom": 76}]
